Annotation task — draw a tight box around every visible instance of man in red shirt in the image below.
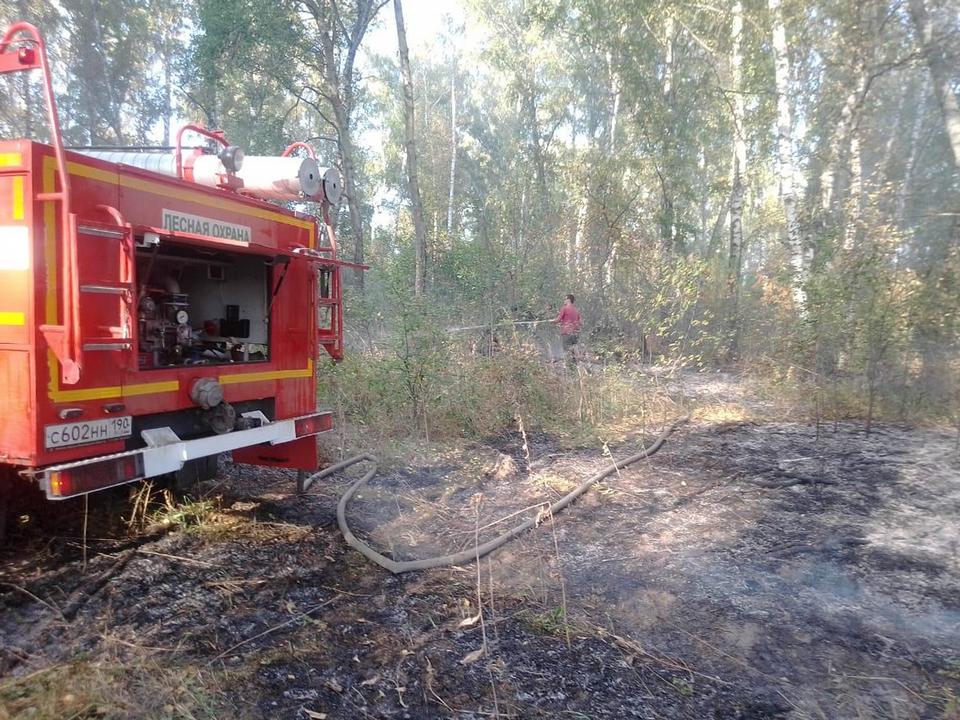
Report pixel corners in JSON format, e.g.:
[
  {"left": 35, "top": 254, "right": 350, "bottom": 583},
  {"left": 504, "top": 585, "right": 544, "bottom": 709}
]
[{"left": 553, "top": 294, "right": 582, "bottom": 363}]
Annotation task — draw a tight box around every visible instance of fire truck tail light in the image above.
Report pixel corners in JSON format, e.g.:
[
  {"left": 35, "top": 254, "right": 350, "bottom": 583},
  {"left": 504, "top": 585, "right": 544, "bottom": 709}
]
[
  {"left": 47, "top": 454, "right": 145, "bottom": 498},
  {"left": 294, "top": 413, "right": 332, "bottom": 438},
  {"left": 17, "top": 47, "right": 35, "bottom": 65}
]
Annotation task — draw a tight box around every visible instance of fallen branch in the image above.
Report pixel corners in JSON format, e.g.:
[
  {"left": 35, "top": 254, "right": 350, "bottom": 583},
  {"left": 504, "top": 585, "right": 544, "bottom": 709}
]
[
  {"left": 136, "top": 548, "right": 215, "bottom": 566},
  {"left": 595, "top": 625, "right": 732, "bottom": 686},
  {"left": 748, "top": 472, "right": 838, "bottom": 489},
  {"left": 841, "top": 674, "right": 929, "bottom": 702},
  {"left": 0, "top": 582, "right": 65, "bottom": 621},
  {"left": 62, "top": 549, "right": 136, "bottom": 621},
  {"left": 0, "top": 664, "right": 62, "bottom": 694},
  {"left": 56, "top": 521, "right": 180, "bottom": 621}
]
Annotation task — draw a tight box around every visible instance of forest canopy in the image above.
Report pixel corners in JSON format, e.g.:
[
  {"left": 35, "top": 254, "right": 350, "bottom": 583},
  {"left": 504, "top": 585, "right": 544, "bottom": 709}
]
[{"left": 1, "top": 0, "right": 958, "bottom": 422}]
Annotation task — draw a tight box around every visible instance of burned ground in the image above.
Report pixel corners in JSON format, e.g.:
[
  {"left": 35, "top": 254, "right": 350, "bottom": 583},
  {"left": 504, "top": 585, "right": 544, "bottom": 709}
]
[{"left": 1, "top": 375, "right": 959, "bottom": 719}]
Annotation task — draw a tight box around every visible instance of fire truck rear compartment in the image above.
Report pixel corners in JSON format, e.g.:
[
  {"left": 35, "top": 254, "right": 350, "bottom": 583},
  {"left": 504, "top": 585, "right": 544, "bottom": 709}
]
[
  {"left": 0, "top": 22, "right": 350, "bottom": 509},
  {"left": 135, "top": 241, "right": 272, "bottom": 369}
]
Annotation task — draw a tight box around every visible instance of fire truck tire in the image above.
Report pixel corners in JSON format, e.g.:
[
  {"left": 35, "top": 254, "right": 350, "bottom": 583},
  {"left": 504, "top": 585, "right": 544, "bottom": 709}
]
[
  {"left": 171, "top": 454, "right": 221, "bottom": 495},
  {"left": 0, "top": 487, "right": 7, "bottom": 543},
  {"left": 0, "top": 468, "right": 23, "bottom": 544},
  {"left": 0, "top": 467, "right": 16, "bottom": 543}
]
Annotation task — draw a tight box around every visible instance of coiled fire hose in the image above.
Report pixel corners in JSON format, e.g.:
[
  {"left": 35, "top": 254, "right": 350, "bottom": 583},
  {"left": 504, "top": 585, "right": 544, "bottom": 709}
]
[{"left": 303, "top": 415, "right": 690, "bottom": 574}]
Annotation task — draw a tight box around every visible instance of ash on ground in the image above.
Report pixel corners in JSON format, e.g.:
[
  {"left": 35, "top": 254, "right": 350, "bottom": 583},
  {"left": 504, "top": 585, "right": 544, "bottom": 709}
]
[{"left": 2, "top": 376, "right": 958, "bottom": 719}]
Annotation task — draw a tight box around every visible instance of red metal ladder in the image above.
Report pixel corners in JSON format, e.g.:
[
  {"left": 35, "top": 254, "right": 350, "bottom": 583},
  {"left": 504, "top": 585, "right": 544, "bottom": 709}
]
[
  {"left": 0, "top": 22, "right": 83, "bottom": 383},
  {"left": 75, "top": 208, "right": 136, "bottom": 363}
]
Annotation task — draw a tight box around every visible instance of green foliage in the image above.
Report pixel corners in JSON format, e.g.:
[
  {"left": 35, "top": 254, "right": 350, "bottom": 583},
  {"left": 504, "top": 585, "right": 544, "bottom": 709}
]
[
  {"left": 671, "top": 677, "right": 695, "bottom": 698},
  {"left": 322, "top": 292, "right": 677, "bottom": 444},
  {"left": 155, "top": 495, "right": 218, "bottom": 530},
  {"left": 595, "top": 241, "right": 720, "bottom": 366},
  {"left": 319, "top": 325, "right": 564, "bottom": 442},
  {"left": 522, "top": 606, "right": 568, "bottom": 637},
  {"left": 55, "top": 0, "right": 183, "bottom": 144},
  {"left": 186, "top": 0, "right": 306, "bottom": 151},
  {"left": 2, "top": 0, "right": 958, "bottom": 426}
]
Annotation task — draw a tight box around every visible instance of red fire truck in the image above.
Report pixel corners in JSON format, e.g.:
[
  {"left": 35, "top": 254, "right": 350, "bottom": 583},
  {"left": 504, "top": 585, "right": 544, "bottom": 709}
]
[{"left": 0, "top": 22, "right": 355, "bottom": 521}]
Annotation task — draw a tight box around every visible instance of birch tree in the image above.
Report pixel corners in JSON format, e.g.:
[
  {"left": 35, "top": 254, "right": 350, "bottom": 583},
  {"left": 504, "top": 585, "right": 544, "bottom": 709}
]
[
  {"left": 446, "top": 57, "right": 458, "bottom": 234},
  {"left": 768, "top": 0, "right": 806, "bottom": 309},
  {"left": 908, "top": 0, "right": 960, "bottom": 170},
  {"left": 311, "top": 0, "right": 389, "bottom": 289},
  {"left": 394, "top": 0, "right": 427, "bottom": 295},
  {"left": 895, "top": 78, "right": 929, "bottom": 227},
  {"left": 728, "top": 0, "right": 746, "bottom": 356}
]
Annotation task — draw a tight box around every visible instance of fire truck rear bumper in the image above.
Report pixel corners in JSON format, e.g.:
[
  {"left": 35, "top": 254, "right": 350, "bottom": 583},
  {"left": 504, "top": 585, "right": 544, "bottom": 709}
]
[{"left": 32, "top": 410, "right": 332, "bottom": 499}]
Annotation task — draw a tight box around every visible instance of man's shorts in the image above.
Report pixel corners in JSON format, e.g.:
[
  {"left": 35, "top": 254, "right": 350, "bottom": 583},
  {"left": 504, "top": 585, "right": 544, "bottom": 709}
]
[{"left": 562, "top": 333, "right": 579, "bottom": 350}]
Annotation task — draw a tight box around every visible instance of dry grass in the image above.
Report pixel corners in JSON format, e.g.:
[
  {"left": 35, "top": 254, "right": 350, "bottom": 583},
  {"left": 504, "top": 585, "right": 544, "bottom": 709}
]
[
  {"left": 321, "top": 343, "right": 688, "bottom": 449},
  {"left": 692, "top": 403, "right": 752, "bottom": 424},
  {"left": 0, "top": 658, "right": 228, "bottom": 720}
]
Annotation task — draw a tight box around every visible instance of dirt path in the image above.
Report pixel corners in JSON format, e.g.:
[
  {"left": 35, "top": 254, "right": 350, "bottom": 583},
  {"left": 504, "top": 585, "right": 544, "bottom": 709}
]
[{"left": 2, "top": 374, "right": 958, "bottom": 719}]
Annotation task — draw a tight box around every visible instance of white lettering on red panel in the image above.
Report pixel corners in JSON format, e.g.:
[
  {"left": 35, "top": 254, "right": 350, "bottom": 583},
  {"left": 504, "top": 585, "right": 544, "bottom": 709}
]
[{"left": 161, "top": 209, "right": 251, "bottom": 244}]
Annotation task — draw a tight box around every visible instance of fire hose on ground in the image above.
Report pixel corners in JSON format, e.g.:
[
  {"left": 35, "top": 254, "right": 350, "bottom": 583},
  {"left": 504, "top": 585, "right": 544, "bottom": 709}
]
[{"left": 301, "top": 415, "right": 690, "bottom": 574}]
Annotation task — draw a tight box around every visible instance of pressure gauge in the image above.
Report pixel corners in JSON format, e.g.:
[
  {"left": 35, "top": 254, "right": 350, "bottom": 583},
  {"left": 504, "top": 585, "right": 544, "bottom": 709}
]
[{"left": 176, "top": 310, "right": 189, "bottom": 325}]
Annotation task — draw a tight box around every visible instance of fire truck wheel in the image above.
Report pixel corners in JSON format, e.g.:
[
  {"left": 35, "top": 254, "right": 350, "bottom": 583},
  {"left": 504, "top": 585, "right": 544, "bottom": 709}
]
[
  {"left": 171, "top": 455, "right": 220, "bottom": 496},
  {"left": 0, "top": 488, "right": 7, "bottom": 543},
  {"left": 0, "top": 468, "right": 24, "bottom": 543},
  {"left": 0, "top": 467, "right": 15, "bottom": 543}
]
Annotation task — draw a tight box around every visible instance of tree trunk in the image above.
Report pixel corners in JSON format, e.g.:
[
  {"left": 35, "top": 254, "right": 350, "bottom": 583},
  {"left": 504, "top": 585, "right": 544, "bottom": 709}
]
[
  {"left": 877, "top": 76, "right": 912, "bottom": 192},
  {"left": 88, "top": 2, "right": 123, "bottom": 143},
  {"left": 15, "top": 0, "right": 31, "bottom": 135},
  {"left": 820, "top": 68, "right": 868, "bottom": 213},
  {"left": 335, "top": 102, "right": 366, "bottom": 288},
  {"left": 605, "top": 242, "right": 616, "bottom": 289},
  {"left": 909, "top": 0, "right": 960, "bottom": 170},
  {"left": 896, "top": 78, "right": 929, "bottom": 228},
  {"left": 660, "top": 15, "right": 677, "bottom": 251},
  {"left": 20, "top": 68, "right": 32, "bottom": 138},
  {"left": 319, "top": 6, "right": 368, "bottom": 290},
  {"left": 768, "top": 0, "right": 806, "bottom": 310},
  {"left": 663, "top": 14, "right": 675, "bottom": 99},
  {"left": 526, "top": 91, "right": 548, "bottom": 203},
  {"left": 446, "top": 56, "right": 458, "bottom": 234},
  {"left": 658, "top": 172, "right": 676, "bottom": 251},
  {"left": 162, "top": 38, "right": 173, "bottom": 144},
  {"left": 568, "top": 126, "right": 580, "bottom": 276},
  {"left": 573, "top": 194, "right": 587, "bottom": 278},
  {"left": 844, "top": 130, "right": 862, "bottom": 249},
  {"left": 606, "top": 48, "right": 621, "bottom": 153},
  {"left": 728, "top": 0, "right": 747, "bottom": 358},
  {"left": 394, "top": 0, "right": 428, "bottom": 296}
]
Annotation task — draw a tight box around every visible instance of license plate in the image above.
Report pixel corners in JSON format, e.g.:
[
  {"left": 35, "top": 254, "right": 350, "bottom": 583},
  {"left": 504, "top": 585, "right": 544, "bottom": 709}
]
[{"left": 45, "top": 416, "right": 133, "bottom": 450}]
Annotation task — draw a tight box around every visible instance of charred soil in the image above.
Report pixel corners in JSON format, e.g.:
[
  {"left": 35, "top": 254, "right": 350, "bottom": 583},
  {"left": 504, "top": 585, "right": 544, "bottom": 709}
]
[{"left": 1, "top": 374, "right": 959, "bottom": 719}]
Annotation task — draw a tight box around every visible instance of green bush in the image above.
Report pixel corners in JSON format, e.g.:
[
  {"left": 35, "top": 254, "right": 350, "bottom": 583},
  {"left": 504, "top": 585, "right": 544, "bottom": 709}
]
[
  {"left": 318, "top": 317, "right": 674, "bottom": 444},
  {"left": 319, "top": 341, "right": 566, "bottom": 442}
]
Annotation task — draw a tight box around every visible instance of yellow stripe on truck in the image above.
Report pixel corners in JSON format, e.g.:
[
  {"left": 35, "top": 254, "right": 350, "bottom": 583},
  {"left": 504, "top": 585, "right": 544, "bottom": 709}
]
[
  {"left": 12, "top": 176, "right": 23, "bottom": 220},
  {"left": 219, "top": 359, "right": 314, "bottom": 385},
  {"left": 0, "top": 311, "right": 25, "bottom": 325},
  {"left": 49, "top": 379, "right": 181, "bottom": 403}
]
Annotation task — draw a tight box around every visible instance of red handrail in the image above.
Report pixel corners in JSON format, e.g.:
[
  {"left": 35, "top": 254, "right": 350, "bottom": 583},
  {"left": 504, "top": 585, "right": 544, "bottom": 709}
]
[
  {"left": 174, "top": 123, "right": 230, "bottom": 179},
  {"left": 0, "top": 22, "right": 81, "bottom": 383},
  {"left": 281, "top": 141, "right": 317, "bottom": 159}
]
